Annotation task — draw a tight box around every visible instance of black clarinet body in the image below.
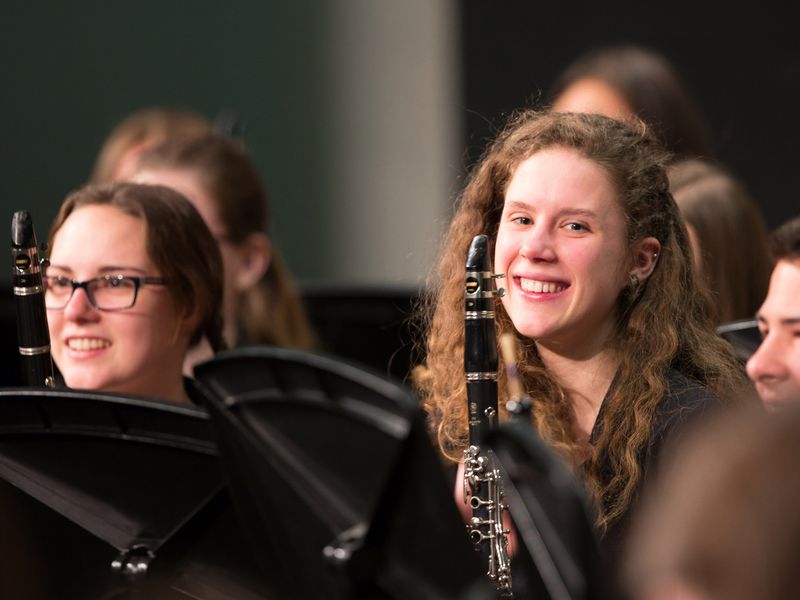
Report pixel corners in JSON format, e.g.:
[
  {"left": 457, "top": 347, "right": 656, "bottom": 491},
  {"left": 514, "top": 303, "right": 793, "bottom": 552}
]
[
  {"left": 463, "top": 234, "right": 513, "bottom": 597},
  {"left": 465, "top": 234, "right": 500, "bottom": 465},
  {"left": 11, "top": 210, "right": 56, "bottom": 387}
]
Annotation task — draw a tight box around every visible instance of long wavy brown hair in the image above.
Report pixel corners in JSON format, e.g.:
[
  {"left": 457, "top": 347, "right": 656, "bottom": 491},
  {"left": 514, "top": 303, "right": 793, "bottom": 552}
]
[
  {"left": 669, "top": 158, "right": 772, "bottom": 324},
  {"left": 414, "top": 110, "right": 746, "bottom": 530}
]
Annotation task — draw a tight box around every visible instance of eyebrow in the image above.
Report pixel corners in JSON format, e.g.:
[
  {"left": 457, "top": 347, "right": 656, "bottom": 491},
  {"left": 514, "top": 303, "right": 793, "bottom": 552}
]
[
  {"left": 756, "top": 314, "right": 800, "bottom": 326},
  {"left": 502, "top": 201, "right": 599, "bottom": 219},
  {"left": 46, "top": 264, "right": 148, "bottom": 275}
]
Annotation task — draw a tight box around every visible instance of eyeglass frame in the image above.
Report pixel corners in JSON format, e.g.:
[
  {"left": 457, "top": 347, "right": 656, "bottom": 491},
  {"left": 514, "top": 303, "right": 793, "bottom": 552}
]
[{"left": 43, "top": 274, "right": 169, "bottom": 312}]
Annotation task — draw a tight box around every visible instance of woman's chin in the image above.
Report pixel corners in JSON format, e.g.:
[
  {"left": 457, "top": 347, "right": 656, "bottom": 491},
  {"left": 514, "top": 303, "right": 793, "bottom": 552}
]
[{"left": 61, "top": 371, "right": 112, "bottom": 394}]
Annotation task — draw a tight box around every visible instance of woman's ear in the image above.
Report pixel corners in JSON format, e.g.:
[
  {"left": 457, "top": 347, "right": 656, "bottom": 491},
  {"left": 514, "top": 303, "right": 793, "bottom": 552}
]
[
  {"left": 234, "top": 232, "right": 271, "bottom": 290},
  {"left": 631, "top": 236, "right": 661, "bottom": 283}
]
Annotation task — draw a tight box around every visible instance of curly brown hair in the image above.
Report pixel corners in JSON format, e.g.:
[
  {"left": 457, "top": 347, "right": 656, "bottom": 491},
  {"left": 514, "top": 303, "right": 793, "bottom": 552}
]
[{"left": 414, "top": 110, "right": 746, "bottom": 530}]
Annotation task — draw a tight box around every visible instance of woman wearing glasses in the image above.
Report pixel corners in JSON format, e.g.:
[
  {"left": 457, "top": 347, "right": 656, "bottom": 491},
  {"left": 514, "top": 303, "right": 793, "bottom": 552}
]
[{"left": 43, "top": 181, "right": 224, "bottom": 403}]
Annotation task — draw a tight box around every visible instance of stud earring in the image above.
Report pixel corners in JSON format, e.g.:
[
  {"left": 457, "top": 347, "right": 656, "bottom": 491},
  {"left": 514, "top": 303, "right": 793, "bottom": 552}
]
[{"left": 630, "top": 274, "right": 640, "bottom": 288}]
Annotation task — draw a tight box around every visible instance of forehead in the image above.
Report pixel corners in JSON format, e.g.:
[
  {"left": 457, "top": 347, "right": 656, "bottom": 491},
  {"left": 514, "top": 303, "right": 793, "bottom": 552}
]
[
  {"left": 504, "top": 147, "right": 619, "bottom": 211},
  {"left": 552, "top": 77, "right": 635, "bottom": 122},
  {"left": 50, "top": 204, "right": 152, "bottom": 268},
  {"left": 132, "top": 168, "right": 219, "bottom": 231},
  {"left": 760, "top": 259, "right": 800, "bottom": 319}
]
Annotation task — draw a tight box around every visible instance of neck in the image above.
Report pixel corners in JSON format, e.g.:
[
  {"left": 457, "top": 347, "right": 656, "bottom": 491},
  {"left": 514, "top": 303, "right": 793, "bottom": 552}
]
[
  {"left": 536, "top": 341, "right": 620, "bottom": 441},
  {"left": 159, "top": 377, "right": 192, "bottom": 403}
]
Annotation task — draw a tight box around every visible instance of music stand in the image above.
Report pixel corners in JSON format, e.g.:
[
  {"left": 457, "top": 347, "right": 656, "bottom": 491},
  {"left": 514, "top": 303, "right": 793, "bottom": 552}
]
[
  {"left": 716, "top": 318, "right": 761, "bottom": 364},
  {"left": 0, "top": 387, "right": 267, "bottom": 599},
  {"left": 486, "top": 421, "right": 614, "bottom": 600},
  {"left": 192, "top": 345, "right": 489, "bottom": 600}
]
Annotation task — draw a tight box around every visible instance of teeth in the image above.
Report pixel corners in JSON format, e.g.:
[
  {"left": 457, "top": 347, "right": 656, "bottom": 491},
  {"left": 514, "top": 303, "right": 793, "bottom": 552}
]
[
  {"left": 67, "top": 338, "right": 111, "bottom": 351},
  {"left": 519, "top": 278, "right": 567, "bottom": 294}
]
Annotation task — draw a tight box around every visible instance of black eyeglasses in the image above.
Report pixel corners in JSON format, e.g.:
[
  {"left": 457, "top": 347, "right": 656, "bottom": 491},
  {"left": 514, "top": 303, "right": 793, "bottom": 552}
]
[{"left": 43, "top": 275, "right": 168, "bottom": 311}]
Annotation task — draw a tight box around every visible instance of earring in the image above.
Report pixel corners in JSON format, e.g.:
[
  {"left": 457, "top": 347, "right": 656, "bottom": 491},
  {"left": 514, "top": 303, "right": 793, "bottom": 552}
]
[{"left": 630, "top": 274, "right": 640, "bottom": 288}]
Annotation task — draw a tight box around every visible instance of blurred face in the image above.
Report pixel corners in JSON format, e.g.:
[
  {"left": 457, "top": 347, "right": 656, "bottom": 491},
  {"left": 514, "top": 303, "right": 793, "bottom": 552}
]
[
  {"left": 132, "top": 168, "right": 240, "bottom": 342},
  {"left": 494, "top": 148, "right": 633, "bottom": 355},
  {"left": 746, "top": 259, "right": 800, "bottom": 409},
  {"left": 47, "top": 204, "right": 190, "bottom": 400},
  {"left": 553, "top": 77, "right": 636, "bottom": 122},
  {"left": 111, "top": 139, "right": 161, "bottom": 182}
]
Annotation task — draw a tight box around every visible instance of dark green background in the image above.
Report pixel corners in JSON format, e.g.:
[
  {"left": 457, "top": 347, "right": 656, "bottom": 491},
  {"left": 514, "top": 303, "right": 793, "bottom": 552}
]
[{"left": 1, "top": 2, "right": 335, "bottom": 284}]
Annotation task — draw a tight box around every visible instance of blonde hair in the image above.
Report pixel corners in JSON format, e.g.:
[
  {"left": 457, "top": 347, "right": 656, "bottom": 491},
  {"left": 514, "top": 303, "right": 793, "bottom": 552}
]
[{"left": 91, "top": 107, "right": 212, "bottom": 184}]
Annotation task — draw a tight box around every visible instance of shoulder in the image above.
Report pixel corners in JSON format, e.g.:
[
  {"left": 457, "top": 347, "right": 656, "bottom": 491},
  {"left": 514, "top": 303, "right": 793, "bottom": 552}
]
[
  {"left": 660, "top": 369, "right": 721, "bottom": 418},
  {"left": 646, "top": 369, "right": 721, "bottom": 464}
]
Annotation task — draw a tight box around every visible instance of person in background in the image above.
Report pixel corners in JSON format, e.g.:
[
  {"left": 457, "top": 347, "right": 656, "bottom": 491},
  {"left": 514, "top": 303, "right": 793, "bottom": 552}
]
[
  {"left": 45, "top": 182, "right": 224, "bottom": 403},
  {"left": 549, "top": 44, "right": 713, "bottom": 160},
  {"left": 745, "top": 215, "right": 800, "bottom": 410},
  {"left": 414, "top": 110, "right": 749, "bottom": 578},
  {"left": 668, "top": 158, "right": 772, "bottom": 325},
  {"left": 90, "top": 106, "right": 213, "bottom": 183},
  {"left": 625, "top": 402, "right": 800, "bottom": 600},
  {"left": 131, "top": 134, "right": 316, "bottom": 370}
]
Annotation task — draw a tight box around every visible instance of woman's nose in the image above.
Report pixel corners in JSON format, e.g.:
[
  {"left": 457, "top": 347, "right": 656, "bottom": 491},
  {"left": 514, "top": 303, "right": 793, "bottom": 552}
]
[
  {"left": 63, "top": 287, "right": 99, "bottom": 321},
  {"left": 519, "top": 227, "right": 557, "bottom": 262}
]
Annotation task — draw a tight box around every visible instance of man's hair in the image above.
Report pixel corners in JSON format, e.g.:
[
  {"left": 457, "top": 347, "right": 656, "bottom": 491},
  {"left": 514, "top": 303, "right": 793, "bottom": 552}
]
[{"left": 771, "top": 215, "right": 800, "bottom": 262}]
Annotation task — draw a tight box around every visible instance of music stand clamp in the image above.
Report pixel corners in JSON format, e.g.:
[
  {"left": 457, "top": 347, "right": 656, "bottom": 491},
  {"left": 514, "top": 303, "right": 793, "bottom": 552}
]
[{"left": 111, "top": 544, "right": 156, "bottom": 583}]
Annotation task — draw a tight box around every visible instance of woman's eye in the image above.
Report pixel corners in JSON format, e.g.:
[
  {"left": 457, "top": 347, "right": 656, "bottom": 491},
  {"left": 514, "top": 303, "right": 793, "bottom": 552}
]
[
  {"left": 511, "top": 216, "right": 532, "bottom": 225},
  {"left": 98, "top": 276, "right": 128, "bottom": 289},
  {"left": 565, "top": 222, "right": 587, "bottom": 232}
]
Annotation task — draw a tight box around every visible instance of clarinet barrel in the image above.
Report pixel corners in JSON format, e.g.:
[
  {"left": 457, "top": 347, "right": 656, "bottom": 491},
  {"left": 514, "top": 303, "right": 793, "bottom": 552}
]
[{"left": 11, "top": 210, "right": 55, "bottom": 387}]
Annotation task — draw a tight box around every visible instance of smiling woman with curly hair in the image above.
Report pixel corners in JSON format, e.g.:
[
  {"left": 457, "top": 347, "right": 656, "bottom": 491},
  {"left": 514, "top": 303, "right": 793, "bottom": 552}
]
[{"left": 414, "top": 110, "right": 751, "bottom": 569}]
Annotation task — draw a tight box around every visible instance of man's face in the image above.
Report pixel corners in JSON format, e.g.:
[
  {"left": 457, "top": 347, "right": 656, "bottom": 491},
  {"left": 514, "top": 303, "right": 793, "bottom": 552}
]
[{"left": 746, "top": 259, "right": 800, "bottom": 409}]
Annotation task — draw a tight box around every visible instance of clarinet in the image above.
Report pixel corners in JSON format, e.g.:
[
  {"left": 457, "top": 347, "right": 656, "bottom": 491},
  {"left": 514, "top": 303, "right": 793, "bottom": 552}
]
[
  {"left": 463, "top": 233, "right": 513, "bottom": 597},
  {"left": 11, "top": 210, "right": 56, "bottom": 387}
]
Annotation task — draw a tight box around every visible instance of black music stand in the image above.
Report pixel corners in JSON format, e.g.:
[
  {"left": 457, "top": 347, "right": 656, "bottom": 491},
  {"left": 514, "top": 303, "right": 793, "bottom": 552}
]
[
  {"left": 486, "top": 421, "right": 614, "bottom": 600},
  {"left": 0, "top": 388, "right": 267, "bottom": 600},
  {"left": 716, "top": 318, "right": 761, "bottom": 364},
  {"left": 192, "top": 346, "right": 490, "bottom": 600}
]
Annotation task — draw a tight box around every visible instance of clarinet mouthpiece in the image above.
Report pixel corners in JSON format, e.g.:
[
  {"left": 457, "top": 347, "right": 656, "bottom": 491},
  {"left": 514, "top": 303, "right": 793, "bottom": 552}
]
[{"left": 12, "top": 210, "right": 34, "bottom": 248}]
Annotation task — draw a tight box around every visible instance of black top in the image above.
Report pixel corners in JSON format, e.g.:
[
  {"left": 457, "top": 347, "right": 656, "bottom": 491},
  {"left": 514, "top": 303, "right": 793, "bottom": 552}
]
[{"left": 590, "top": 368, "right": 722, "bottom": 569}]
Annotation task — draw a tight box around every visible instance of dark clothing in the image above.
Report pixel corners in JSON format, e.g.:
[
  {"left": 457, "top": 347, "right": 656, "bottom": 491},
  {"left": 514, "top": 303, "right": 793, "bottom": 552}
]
[{"left": 590, "top": 368, "right": 722, "bottom": 570}]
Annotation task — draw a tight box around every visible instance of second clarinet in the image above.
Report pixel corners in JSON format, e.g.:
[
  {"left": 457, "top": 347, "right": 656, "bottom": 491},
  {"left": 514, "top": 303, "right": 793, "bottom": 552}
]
[
  {"left": 463, "top": 233, "right": 513, "bottom": 597},
  {"left": 11, "top": 210, "right": 56, "bottom": 388}
]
